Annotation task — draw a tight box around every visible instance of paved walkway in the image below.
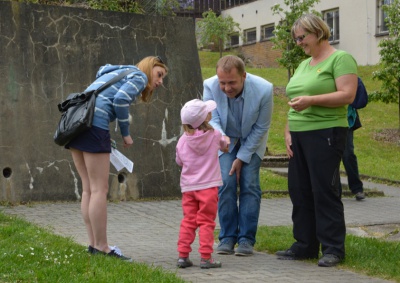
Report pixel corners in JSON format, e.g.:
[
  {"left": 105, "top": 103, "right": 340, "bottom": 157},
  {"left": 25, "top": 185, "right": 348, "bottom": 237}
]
[{"left": 1, "top": 177, "right": 399, "bottom": 282}]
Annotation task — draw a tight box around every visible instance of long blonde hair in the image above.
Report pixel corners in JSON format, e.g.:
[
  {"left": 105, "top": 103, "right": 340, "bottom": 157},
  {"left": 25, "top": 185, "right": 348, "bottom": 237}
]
[{"left": 136, "top": 56, "right": 168, "bottom": 102}]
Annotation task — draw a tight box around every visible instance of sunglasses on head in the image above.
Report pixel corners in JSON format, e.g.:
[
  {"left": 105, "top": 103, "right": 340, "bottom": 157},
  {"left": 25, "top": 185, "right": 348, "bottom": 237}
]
[{"left": 156, "top": 56, "right": 165, "bottom": 64}]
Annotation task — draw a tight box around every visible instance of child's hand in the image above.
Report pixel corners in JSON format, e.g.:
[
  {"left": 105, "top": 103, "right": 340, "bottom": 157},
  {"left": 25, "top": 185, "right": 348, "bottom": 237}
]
[
  {"left": 221, "top": 136, "right": 230, "bottom": 153},
  {"left": 224, "top": 136, "right": 231, "bottom": 145}
]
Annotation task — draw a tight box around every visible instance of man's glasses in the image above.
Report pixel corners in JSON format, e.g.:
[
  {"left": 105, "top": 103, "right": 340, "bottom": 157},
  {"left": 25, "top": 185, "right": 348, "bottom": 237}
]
[{"left": 294, "top": 32, "right": 309, "bottom": 43}]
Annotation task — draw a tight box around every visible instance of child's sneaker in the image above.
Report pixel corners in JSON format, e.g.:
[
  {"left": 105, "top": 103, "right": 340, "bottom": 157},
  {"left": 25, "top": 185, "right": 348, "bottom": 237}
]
[
  {"left": 177, "top": 257, "right": 193, "bottom": 268},
  {"left": 200, "top": 258, "right": 222, "bottom": 269}
]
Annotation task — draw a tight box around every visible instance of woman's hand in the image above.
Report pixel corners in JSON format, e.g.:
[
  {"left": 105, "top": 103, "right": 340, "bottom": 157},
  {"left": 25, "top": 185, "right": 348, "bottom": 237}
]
[
  {"left": 288, "top": 96, "right": 310, "bottom": 112},
  {"left": 122, "top": 135, "right": 133, "bottom": 148},
  {"left": 285, "top": 124, "right": 293, "bottom": 158}
]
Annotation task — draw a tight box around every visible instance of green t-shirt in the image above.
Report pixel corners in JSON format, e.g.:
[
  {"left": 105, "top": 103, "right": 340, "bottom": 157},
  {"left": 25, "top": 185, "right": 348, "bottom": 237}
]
[{"left": 286, "top": 50, "right": 357, "bottom": 132}]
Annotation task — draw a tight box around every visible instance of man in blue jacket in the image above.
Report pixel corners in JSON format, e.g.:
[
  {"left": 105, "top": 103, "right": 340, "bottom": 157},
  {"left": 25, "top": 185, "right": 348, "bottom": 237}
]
[{"left": 203, "top": 55, "right": 273, "bottom": 256}]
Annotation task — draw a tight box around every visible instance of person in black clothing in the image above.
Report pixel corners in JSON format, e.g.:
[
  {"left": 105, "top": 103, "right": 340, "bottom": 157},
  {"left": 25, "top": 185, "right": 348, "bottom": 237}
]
[{"left": 342, "top": 109, "right": 365, "bottom": 201}]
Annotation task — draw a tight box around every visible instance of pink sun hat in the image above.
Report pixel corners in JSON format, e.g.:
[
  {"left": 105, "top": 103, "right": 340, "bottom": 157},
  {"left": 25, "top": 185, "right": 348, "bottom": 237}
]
[{"left": 181, "top": 99, "right": 217, "bottom": 128}]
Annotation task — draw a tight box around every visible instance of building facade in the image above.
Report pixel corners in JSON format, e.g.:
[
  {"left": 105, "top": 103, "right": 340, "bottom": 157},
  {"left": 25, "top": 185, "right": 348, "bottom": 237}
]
[{"left": 220, "top": 0, "right": 393, "bottom": 66}]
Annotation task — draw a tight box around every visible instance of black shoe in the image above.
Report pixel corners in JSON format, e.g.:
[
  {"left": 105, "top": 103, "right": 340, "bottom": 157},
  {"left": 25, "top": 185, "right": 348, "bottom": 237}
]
[
  {"left": 276, "top": 249, "right": 318, "bottom": 260},
  {"left": 318, "top": 254, "right": 341, "bottom": 267},
  {"left": 92, "top": 246, "right": 133, "bottom": 262},
  {"left": 355, "top": 192, "right": 366, "bottom": 201},
  {"left": 275, "top": 249, "right": 298, "bottom": 260},
  {"left": 88, "top": 245, "right": 95, "bottom": 254}
]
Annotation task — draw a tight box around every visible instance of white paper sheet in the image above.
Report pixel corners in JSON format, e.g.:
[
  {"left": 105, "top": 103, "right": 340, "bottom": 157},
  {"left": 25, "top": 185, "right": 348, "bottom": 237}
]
[{"left": 110, "top": 148, "right": 134, "bottom": 173}]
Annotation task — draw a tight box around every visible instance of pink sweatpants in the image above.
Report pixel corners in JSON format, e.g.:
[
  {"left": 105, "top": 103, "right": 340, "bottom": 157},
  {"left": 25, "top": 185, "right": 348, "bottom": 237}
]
[{"left": 177, "top": 187, "right": 218, "bottom": 259}]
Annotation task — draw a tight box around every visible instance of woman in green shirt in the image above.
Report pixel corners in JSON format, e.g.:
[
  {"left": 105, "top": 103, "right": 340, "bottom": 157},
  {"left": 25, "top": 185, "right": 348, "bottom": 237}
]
[{"left": 275, "top": 14, "right": 358, "bottom": 267}]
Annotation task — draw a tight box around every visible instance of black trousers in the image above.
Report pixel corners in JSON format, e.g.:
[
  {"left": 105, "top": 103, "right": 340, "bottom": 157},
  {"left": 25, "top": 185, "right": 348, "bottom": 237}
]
[
  {"left": 342, "top": 128, "right": 364, "bottom": 194},
  {"left": 288, "top": 127, "right": 347, "bottom": 259}
]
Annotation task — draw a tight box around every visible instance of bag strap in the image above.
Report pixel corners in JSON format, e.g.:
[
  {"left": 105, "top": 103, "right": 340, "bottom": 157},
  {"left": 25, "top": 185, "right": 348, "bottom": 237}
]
[
  {"left": 57, "top": 68, "right": 136, "bottom": 113},
  {"left": 94, "top": 68, "right": 136, "bottom": 96}
]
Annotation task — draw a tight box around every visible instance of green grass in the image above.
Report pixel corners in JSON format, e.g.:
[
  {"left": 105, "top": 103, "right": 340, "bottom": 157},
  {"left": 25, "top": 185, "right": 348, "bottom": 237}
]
[
  {"left": 260, "top": 168, "right": 289, "bottom": 198},
  {"left": 0, "top": 212, "right": 184, "bottom": 283},
  {"left": 254, "top": 226, "right": 400, "bottom": 282}
]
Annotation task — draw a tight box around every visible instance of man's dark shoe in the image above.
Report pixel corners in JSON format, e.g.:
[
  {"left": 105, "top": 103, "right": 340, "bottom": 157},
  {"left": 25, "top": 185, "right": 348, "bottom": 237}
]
[
  {"left": 276, "top": 249, "right": 317, "bottom": 260},
  {"left": 355, "top": 192, "right": 366, "bottom": 201},
  {"left": 275, "top": 249, "right": 298, "bottom": 260},
  {"left": 235, "top": 241, "right": 253, "bottom": 256},
  {"left": 318, "top": 254, "right": 341, "bottom": 267},
  {"left": 216, "top": 240, "right": 235, "bottom": 255}
]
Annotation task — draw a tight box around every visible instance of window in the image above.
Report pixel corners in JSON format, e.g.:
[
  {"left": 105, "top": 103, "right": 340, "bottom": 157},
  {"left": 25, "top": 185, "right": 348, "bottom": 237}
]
[
  {"left": 229, "top": 33, "right": 239, "bottom": 47},
  {"left": 244, "top": 28, "right": 256, "bottom": 44},
  {"left": 323, "top": 9, "right": 340, "bottom": 43},
  {"left": 377, "top": 0, "right": 393, "bottom": 34},
  {"left": 261, "top": 24, "right": 275, "bottom": 41}
]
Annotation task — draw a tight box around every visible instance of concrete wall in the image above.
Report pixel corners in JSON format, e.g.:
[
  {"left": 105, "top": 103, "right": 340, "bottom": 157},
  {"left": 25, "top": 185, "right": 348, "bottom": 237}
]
[
  {"left": 222, "top": 0, "right": 387, "bottom": 66},
  {"left": 0, "top": 2, "right": 203, "bottom": 203}
]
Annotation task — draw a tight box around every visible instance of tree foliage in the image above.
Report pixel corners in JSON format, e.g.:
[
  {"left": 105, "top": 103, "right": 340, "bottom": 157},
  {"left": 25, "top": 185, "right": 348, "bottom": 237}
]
[
  {"left": 88, "top": 0, "right": 144, "bottom": 13},
  {"left": 14, "top": 0, "right": 181, "bottom": 15},
  {"left": 370, "top": 0, "right": 400, "bottom": 129},
  {"left": 196, "top": 9, "right": 241, "bottom": 58},
  {"left": 270, "top": 0, "right": 320, "bottom": 81}
]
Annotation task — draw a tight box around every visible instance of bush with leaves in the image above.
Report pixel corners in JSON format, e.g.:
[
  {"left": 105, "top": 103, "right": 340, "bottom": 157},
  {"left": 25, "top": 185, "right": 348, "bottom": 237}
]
[
  {"left": 371, "top": 0, "right": 400, "bottom": 129},
  {"left": 197, "top": 9, "right": 241, "bottom": 58}
]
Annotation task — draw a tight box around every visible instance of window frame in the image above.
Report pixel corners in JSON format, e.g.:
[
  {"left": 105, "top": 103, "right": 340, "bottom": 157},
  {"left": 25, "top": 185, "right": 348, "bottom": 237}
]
[
  {"left": 377, "top": 0, "right": 393, "bottom": 35},
  {"left": 228, "top": 33, "right": 240, "bottom": 48},
  {"left": 323, "top": 8, "right": 340, "bottom": 43},
  {"left": 244, "top": 28, "right": 257, "bottom": 45},
  {"left": 260, "top": 24, "right": 275, "bottom": 41}
]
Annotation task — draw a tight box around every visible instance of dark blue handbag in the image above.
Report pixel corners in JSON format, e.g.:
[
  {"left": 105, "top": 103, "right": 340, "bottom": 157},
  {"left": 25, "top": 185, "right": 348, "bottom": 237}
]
[{"left": 350, "top": 77, "right": 368, "bottom": 109}]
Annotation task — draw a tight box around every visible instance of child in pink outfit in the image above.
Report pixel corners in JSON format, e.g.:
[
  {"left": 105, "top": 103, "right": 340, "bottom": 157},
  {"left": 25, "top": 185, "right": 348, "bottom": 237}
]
[{"left": 176, "top": 99, "right": 229, "bottom": 269}]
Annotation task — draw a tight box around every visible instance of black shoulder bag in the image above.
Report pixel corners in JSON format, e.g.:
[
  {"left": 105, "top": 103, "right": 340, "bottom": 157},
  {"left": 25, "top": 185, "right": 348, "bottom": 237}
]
[{"left": 54, "top": 68, "right": 135, "bottom": 146}]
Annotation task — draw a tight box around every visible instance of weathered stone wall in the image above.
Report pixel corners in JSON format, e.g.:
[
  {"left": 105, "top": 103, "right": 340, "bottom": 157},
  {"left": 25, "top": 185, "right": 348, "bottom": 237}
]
[
  {"left": 236, "top": 41, "right": 282, "bottom": 68},
  {"left": 0, "top": 2, "right": 203, "bottom": 203}
]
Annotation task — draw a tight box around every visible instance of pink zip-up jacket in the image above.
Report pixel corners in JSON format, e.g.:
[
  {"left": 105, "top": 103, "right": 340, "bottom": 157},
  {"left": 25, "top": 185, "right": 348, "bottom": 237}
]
[{"left": 176, "top": 128, "right": 228, "bottom": 193}]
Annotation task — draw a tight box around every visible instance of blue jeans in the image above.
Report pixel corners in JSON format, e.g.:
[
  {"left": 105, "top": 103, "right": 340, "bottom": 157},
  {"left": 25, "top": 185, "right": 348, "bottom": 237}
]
[{"left": 218, "top": 144, "right": 262, "bottom": 245}]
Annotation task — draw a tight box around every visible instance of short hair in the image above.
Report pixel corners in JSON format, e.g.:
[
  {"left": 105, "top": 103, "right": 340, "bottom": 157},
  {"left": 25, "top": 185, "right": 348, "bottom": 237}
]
[
  {"left": 291, "top": 14, "right": 331, "bottom": 43},
  {"left": 216, "top": 55, "right": 245, "bottom": 76},
  {"left": 136, "top": 56, "right": 168, "bottom": 102}
]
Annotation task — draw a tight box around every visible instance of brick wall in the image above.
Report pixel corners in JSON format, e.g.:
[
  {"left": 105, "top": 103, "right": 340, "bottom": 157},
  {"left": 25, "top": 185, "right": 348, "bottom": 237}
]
[{"left": 234, "top": 40, "right": 282, "bottom": 68}]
